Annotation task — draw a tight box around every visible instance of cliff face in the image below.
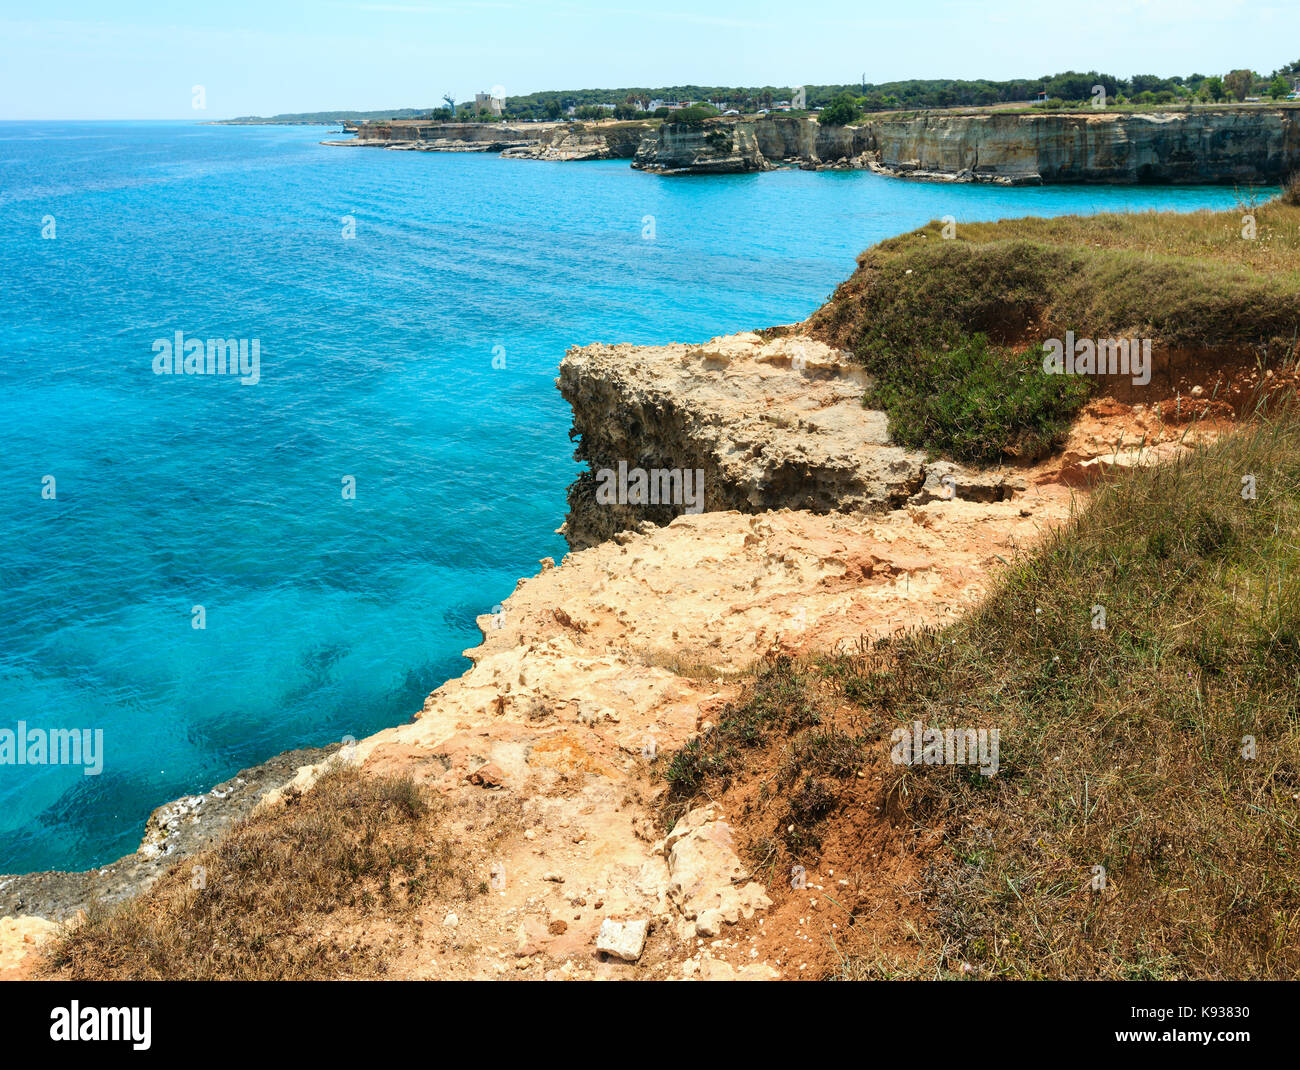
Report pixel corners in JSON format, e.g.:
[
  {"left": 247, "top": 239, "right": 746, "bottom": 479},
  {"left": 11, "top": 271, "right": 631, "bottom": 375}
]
[
  {"left": 347, "top": 121, "right": 547, "bottom": 149},
  {"left": 863, "top": 108, "right": 1300, "bottom": 184},
  {"left": 631, "top": 121, "right": 771, "bottom": 174},
  {"left": 503, "top": 122, "right": 646, "bottom": 161},
  {"left": 336, "top": 120, "right": 650, "bottom": 159},
  {"left": 629, "top": 108, "right": 1300, "bottom": 182},
  {"left": 752, "top": 117, "right": 874, "bottom": 166}
]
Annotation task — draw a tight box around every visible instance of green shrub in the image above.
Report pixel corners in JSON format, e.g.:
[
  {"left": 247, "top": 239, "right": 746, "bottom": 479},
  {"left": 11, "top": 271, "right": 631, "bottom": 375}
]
[
  {"left": 866, "top": 333, "right": 1090, "bottom": 462},
  {"left": 819, "top": 92, "right": 862, "bottom": 126}
]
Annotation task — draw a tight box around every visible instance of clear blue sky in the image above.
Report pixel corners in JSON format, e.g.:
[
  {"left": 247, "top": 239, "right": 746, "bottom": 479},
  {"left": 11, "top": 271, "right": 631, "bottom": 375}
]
[{"left": 3, "top": 0, "right": 1298, "bottom": 119}]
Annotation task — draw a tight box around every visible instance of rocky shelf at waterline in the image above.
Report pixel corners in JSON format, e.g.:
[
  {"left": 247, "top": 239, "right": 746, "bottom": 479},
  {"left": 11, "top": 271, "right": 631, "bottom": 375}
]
[
  {"left": 326, "top": 107, "right": 1300, "bottom": 184},
  {"left": 323, "top": 119, "right": 649, "bottom": 161},
  {"left": 0, "top": 743, "right": 339, "bottom": 922}
]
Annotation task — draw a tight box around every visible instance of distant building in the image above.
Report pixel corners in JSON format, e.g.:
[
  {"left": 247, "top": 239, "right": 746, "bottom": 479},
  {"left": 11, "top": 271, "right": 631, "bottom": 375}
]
[{"left": 475, "top": 90, "right": 504, "bottom": 116}]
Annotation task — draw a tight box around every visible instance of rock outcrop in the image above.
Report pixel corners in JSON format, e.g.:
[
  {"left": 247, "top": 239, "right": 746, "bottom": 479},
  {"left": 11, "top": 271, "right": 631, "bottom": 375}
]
[
  {"left": 323, "top": 121, "right": 548, "bottom": 153},
  {"left": 631, "top": 121, "right": 771, "bottom": 174},
  {"left": 557, "top": 331, "right": 1023, "bottom": 549},
  {"left": 502, "top": 122, "right": 646, "bottom": 161},
  {"left": 327, "top": 119, "right": 649, "bottom": 160}
]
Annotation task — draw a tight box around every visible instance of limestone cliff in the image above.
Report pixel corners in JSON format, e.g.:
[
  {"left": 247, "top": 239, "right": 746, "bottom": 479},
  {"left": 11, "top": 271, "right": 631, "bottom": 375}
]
[
  {"left": 328, "top": 119, "right": 649, "bottom": 160},
  {"left": 329, "top": 109, "right": 1300, "bottom": 185},
  {"left": 631, "top": 121, "right": 771, "bottom": 174},
  {"left": 502, "top": 122, "right": 647, "bottom": 161},
  {"left": 631, "top": 108, "right": 1300, "bottom": 182},
  {"left": 863, "top": 107, "right": 1300, "bottom": 184},
  {"left": 557, "top": 332, "right": 1022, "bottom": 549},
  {"left": 330, "top": 120, "right": 549, "bottom": 152}
]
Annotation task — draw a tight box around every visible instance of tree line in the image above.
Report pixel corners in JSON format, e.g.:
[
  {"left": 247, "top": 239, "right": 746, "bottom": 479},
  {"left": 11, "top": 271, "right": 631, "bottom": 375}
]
[{"left": 428, "top": 62, "right": 1299, "bottom": 122}]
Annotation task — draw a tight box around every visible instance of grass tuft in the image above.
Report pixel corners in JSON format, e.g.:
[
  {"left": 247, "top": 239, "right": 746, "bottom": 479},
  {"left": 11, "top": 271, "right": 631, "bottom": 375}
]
[{"left": 45, "top": 765, "right": 475, "bottom": 980}]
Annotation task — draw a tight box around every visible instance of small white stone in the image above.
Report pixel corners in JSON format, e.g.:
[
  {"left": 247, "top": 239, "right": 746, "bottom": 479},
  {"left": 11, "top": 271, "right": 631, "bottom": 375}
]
[{"left": 596, "top": 918, "right": 649, "bottom": 962}]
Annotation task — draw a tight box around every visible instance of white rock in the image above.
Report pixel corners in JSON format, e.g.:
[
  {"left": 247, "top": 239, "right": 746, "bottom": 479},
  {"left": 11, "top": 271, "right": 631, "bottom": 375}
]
[{"left": 596, "top": 918, "right": 649, "bottom": 962}]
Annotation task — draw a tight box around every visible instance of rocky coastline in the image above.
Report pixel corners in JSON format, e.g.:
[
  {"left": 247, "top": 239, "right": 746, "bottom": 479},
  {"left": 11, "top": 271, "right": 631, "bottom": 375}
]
[
  {"left": 0, "top": 744, "right": 338, "bottom": 923},
  {"left": 6, "top": 181, "right": 1284, "bottom": 976},
  {"left": 326, "top": 106, "right": 1300, "bottom": 184}
]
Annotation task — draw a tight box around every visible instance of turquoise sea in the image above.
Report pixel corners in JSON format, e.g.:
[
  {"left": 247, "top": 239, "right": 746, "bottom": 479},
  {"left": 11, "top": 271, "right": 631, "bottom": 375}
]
[{"left": 0, "top": 120, "right": 1255, "bottom": 873}]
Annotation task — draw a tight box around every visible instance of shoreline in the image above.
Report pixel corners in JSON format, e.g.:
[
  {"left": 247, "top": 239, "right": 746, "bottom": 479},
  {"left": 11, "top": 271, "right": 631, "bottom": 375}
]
[
  {"left": 0, "top": 744, "right": 339, "bottom": 921},
  {"left": 5, "top": 184, "right": 1297, "bottom": 982},
  {"left": 317, "top": 106, "right": 1300, "bottom": 184}
]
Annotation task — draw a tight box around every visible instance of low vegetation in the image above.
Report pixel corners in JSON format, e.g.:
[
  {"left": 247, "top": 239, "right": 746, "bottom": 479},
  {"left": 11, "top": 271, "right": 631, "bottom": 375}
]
[
  {"left": 661, "top": 404, "right": 1300, "bottom": 978},
  {"left": 45, "top": 766, "right": 477, "bottom": 980},
  {"left": 808, "top": 198, "right": 1300, "bottom": 461}
]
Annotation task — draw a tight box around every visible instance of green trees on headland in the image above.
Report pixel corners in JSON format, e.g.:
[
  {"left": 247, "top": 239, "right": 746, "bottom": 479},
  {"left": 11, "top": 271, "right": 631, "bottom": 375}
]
[
  {"left": 817, "top": 93, "right": 862, "bottom": 126},
  {"left": 232, "top": 60, "right": 1299, "bottom": 124}
]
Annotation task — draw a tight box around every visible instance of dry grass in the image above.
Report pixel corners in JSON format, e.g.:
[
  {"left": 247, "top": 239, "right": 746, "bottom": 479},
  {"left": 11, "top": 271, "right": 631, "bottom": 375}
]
[
  {"left": 810, "top": 201, "right": 1300, "bottom": 353},
  {"left": 1282, "top": 172, "right": 1300, "bottom": 208},
  {"left": 634, "top": 646, "right": 745, "bottom": 682},
  {"left": 843, "top": 404, "right": 1300, "bottom": 978},
  {"left": 661, "top": 405, "right": 1300, "bottom": 979},
  {"left": 947, "top": 199, "right": 1300, "bottom": 280},
  {"left": 44, "top": 765, "right": 477, "bottom": 980}
]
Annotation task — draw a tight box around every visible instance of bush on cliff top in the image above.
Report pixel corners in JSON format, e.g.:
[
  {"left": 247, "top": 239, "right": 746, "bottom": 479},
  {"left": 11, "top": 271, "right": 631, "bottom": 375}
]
[
  {"left": 667, "top": 104, "right": 719, "bottom": 125},
  {"left": 808, "top": 200, "right": 1300, "bottom": 462},
  {"left": 866, "top": 332, "right": 1089, "bottom": 462},
  {"left": 818, "top": 92, "right": 863, "bottom": 127}
]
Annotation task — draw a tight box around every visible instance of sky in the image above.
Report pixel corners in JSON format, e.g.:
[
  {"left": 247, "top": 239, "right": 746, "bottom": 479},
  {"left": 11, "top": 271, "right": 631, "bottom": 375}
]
[{"left": 1, "top": 0, "right": 1298, "bottom": 119}]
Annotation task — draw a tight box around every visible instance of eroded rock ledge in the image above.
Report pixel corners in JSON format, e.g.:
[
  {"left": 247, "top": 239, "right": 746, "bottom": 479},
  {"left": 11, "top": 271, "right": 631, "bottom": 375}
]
[{"left": 558, "top": 331, "right": 1022, "bottom": 550}]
